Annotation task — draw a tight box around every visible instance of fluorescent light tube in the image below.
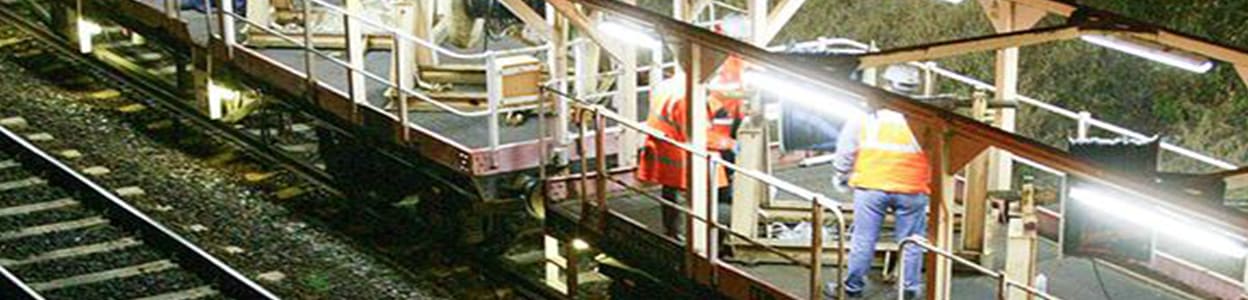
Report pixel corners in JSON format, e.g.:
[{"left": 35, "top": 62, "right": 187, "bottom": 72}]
[
  {"left": 1070, "top": 187, "right": 1247, "bottom": 257},
  {"left": 597, "top": 22, "right": 662, "bottom": 50},
  {"left": 1081, "top": 34, "right": 1214, "bottom": 73},
  {"left": 743, "top": 70, "right": 868, "bottom": 121}
]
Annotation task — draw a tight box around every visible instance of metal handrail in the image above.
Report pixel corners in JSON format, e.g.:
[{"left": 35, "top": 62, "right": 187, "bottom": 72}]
[
  {"left": 897, "top": 236, "right": 1060, "bottom": 300},
  {"left": 551, "top": 87, "right": 849, "bottom": 299},
  {"left": 780, "top": 37, "right": 1237, "bottom": 171},
  {"left": 304, "top": 0, "right": 548, "bottom": 60}
]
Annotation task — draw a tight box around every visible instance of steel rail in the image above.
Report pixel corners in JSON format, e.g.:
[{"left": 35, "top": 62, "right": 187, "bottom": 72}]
[
  {"left": 0, "top": 264, "right": 42, "bottom": 300},
  {"left": 0, "top": 118, "right": 278, "bottom": 299}
]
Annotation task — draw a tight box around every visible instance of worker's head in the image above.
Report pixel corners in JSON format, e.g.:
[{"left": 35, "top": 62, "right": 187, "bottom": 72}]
[
  {"left": 881, "top": 65, "right": 922, "bottom": 96},
  {"left": 714, "top": 14, "right": 750, "bottom": 41}
]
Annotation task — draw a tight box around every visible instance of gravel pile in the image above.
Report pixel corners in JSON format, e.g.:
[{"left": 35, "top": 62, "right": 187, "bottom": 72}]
[{"left": 0, "top": 26, "right": 445, "bottom": 299}]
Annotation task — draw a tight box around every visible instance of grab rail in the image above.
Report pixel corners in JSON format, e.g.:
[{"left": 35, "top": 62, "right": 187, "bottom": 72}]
[
  {"left": 547, "top": 86, "right": 849, "bottom": 299},
  {"left": 898, "top": 236, "right": 1060, "bottom": 300}
]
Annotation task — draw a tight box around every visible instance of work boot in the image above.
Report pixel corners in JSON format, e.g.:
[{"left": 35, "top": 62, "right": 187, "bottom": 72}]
[
  {"left": 822, "top": 281, "right": 861, "bottom": 299},
  {"left": 903, "top": 289, "right": 922, "bottom": 300}
]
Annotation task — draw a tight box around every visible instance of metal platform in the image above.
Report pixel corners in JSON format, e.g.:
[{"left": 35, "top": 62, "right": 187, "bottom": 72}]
[{"left": 548, "top": 165, "right": 1190, "bottom": 300}]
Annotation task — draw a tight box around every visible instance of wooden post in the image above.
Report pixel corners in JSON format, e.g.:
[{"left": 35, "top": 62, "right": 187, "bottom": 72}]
[
  {"left": 925, "top": 127, "right": 956, "bottom": 300},
  {"left": 344, "top": 0, "right": 366, "bottom": 105},
  {"left": 684, "top": 44, "right": 710, "bottom": 257},
  {"left": 961, "top": 91, "right": 992, "bottom": 261},
  {"left": 413, "top": 0, "right": 434, "bottom": 66},
  {"left": 549, "top": 5, "right": 571, "bottom": 161},
  {"left": 980, "top": 0, "right": 1044, "bottom": 192},
  {"left": 246, "top": 0, "right": 272, "bottom": 31},
  {"left": 616, "top": 0, "right": 640, "bottom": 168},
  {"left": 1005, "top": 177, "right": 1038, "bottom": 300}
]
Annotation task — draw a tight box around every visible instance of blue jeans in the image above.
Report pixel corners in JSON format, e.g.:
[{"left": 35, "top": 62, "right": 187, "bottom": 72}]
[{"left": 841, "top": 189, "right": 928, "bottom": 293}]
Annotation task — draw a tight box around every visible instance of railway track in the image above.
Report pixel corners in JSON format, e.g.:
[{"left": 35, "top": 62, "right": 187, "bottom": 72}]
[{"left": 0, "top": 119, "right": 275, "bottom": 300}]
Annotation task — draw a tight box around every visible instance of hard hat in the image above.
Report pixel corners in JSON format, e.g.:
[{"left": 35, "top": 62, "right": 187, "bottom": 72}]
[
  {"left": 882, "top": 65, "right": 922, "bottom": 94},
  {"left": 715, "top": 14, "right": 750, "bottom": 41}
]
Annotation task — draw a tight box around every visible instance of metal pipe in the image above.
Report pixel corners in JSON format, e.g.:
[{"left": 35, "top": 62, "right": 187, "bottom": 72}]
[
  {"left": 896, "top": 237, "right": 1062, "bottom": 300},
  {"left": 594, "top": 108, "right": 608, "bottom": 230}
]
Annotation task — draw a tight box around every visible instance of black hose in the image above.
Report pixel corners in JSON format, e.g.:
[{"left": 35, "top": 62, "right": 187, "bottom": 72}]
[{"left": 1090, "top": 258, "right": 1114, "bottom": 300}]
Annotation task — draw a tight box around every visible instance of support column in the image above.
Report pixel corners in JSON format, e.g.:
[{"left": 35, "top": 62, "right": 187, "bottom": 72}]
[
  {"left": 961, "top": 92, "right": 992, "bottom": 261},
  {"left": 413, "top": 0, "right": 434, "bottom": 66},
  {"left": 616, "top": 0, "right": 639, "bottom": 167},
  {"left": 246, "top": 0, "right": 271, "bottom": 30},
  {"left": 684, "top": 45, "right": 709, "bottom": 257},
  {"left": 979, "top": 0, "right": 1043, "bottom": 192},
  {"left": 344, "top": 0, "right": 366, "bottom": 105},
  {"left": 925, "top": 128, "right": 955, "bottom": 300},
  {"left": 1004, "top": 178, "right": 1038, "bottom": 300},
  {"left": 548, "top": 4, "right": 571, "bottom": 162}
]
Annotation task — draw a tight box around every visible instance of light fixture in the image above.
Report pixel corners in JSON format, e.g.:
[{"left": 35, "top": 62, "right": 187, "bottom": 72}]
[
  {"left": 597, "top": 21, "right": 662, "bottom": 50},
  {"left": 1070, "top": 187, "right": 1247, "bottom": 257},
  {"left": 77, "top": 19, "right": 103, "bottom": 54},
  {"left": 1080, "top": 34, "right": 1214, "bottom": 73},
  {"left": 571, "top": 239, "right": 591, "bottom": 251},
  {"left": 743, "top": 70, "right": 868, "bottom": 121}
]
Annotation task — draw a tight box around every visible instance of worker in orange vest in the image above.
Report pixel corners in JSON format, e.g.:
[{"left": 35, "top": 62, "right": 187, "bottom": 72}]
[
  {"left": 637, "top": 71, "right": 736, "bottom": 240},
  {"left": 825, "top": 66, "right": 931, "bottom": 299}
]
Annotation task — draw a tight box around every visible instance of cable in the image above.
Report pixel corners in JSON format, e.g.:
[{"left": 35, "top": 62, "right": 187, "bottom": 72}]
[{"left": 1089, "top": 258, "right": 1114, "bottom": 300}]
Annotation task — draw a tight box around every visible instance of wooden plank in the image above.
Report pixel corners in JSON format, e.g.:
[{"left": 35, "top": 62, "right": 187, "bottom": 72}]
[
  {"left": 0, "top": 159, "right": 20, "bottom": 169},
  {"left": 133, "top": 286, "right": 219, "bottom": 300},
  {"left": 1006, "top": 0, "right": 1076, "bottom": 17},
  {"left": 761, "top": 0, "right": 804, "bottom": 45},
  {"left": 30, "top": 260, "right": 177, "bottom": 291},
  {"left": 3, "top": 238, "right": 142, "bottom": 267},
  {"left": 858, "top": 25, "right": 1083, "bottom": 68},
  {"left": 499, "top": 0, "right": 555, "bottom": 40},
  {"left": 547, "top": 0, "right": 625, "bottom": 62},
  {"left": 0, "top": 177, "right": 47, "bottom": 192},
  {"left": 0, "top": 217, "right": 108, "bottom": 242},
  {"left": 0, "top": 198, "right": 78, "bottom": 218}
]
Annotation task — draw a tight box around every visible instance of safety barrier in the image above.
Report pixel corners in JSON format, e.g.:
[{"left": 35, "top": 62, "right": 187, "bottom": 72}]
[
  {"left": 897, "top": 236, "right": 1059, "bottom": 300},
  {"left": 542, "top": 85, "right": 850, "bottom": 299},
  {"left": 198, "top": 0, "right": 559, "bottom": 155}
]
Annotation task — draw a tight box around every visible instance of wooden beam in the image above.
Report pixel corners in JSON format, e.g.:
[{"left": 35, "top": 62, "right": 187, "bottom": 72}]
[
  {"left": 1238, "top": 65, "right": 1248, "bottom": 91},
  {"left": 499, "top": 0, "right": 555, "bottom": 40},
  {"left": 1006, "top": 0, "right": 1076, "bottom": 17},
  {"left": 760, "top": 0, "right": 805, "bottom": 45},
  {"left": 1122, "top": 30, "right": 1248, "bottom": 67},
  {"left": 547, "top": 0, "right": 625, "bottom": 62},
  {"left": 570, "top": 0, "right": 1248, "bottom": 238},
  {"left": 858, "top": 25, "right": 1084, "bottom": 68}
]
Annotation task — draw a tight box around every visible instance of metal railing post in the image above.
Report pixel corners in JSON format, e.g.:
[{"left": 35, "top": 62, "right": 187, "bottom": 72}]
[
  {"left": 996, "top": 272, "right": 1010, "bottom": 300},
  {"left": 393, "top": 34, "right": 411, "bottom": 141},
  {"left": 709, "top": 158, "right": 721, "bottom": 279},
  {"left": 1076, "top": 111, "right": 1091, "bottom": 139},
  {"left": 486, "top": 53, "right": 503, "bottom": 166},
  {"left": 830, "top": 202, "right": 847, "bottom": 299},
  {"left": 165, "top": 0, "right": 179, "bottom": 18},
  {"left": 577, "top": 109, "right": 591, "bottom": 219},
  {"left": 594, "top": 108, "right": 608, "bottom": 230},
  {"left": 811, "top": 200, "right": 824, "bottom": 300},
  {"left": 301, "top": 0, "right": 315, "bottom": 99},
  {"left": 344, "top": 0, "right": 366, "bottom": 105},
  {"left": 220, "top": 0, "right": 236, "bottom": 56}
]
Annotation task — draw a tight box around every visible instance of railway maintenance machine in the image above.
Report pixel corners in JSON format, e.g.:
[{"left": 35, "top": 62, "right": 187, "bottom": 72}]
[{"left": 6, "top": 0, "right": 1248, "bottom": 299}]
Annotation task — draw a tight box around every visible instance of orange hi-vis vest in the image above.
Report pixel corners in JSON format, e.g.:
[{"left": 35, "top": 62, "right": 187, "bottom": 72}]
[
  {"left": 849, "top": 110, "right": 932, "bottom": 194},
  {"left": 637, "top": 79, "right": 731, "bottom": 190},
  {"left": 708, "top": 55, "right": 747, "bottom": 148}
]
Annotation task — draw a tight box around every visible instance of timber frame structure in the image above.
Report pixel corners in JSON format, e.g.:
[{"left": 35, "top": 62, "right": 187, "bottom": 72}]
[{"left": 12, "top": 0, "right": 1248, "bottom": 299}]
